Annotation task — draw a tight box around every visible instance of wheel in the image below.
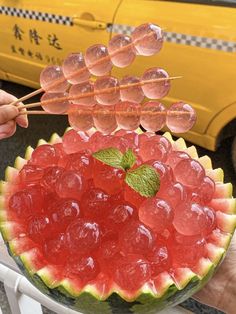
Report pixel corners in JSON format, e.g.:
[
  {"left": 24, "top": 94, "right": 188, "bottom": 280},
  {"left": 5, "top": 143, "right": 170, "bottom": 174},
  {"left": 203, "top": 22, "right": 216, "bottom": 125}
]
[{"left": 231, "top": 136, "right": 236, "bottom": 173}]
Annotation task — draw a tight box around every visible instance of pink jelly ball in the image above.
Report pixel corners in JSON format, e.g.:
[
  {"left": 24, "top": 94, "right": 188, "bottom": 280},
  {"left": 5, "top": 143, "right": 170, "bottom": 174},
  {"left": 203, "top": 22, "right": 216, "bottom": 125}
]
[
  {"left": 66, "top": 255, "right": 100, "bottom": 284},
  {"left": 172, "top": 238, "right": 205, "bottom": 268},
  {"left": 140, "top": 101, "right": 166, "bottom": 132},
  {"left": 67, "top": 219, "right": 101, "bottom": 253},
  {"left": 31, "top": 144, "right": 59, "bottom": 167},
  {"left": 94, "top": 76, "right": 120, "bottom": 105},
  {"left": 131, "top": 23, "right": 164, "bottom": 56},
  {"left": 40, "top": 166, "right": 64, "bottom": 192},
  {"left": 114, "top": 255, "right": 151, "bottom": 291},
  {"left": 158, "top": 181, "right": 187, "bottom": 208},
  {"left": 147, "top": 160, "right": 174, "bottom": 185},
  {"left": 65, "top": 150, "right": 93, "bottom": 179},
  {"left": 141, "top": 67, "right": 170, "bottom": 99},
  {"left": 40, "top": 65, "right": 69, "bottom": 92},
  {"left": 139, "top": 135, "right": 172, "bottom": 162},
  {"left": 166, "top": 102, "right": 197, "bottom": 133},
  {"left": 68, "top": 104, "right": 93, "bottom": 132},
  {"left": 41, "top": 92, "right": 70, "bottom": 114},
  {"left": 166, "top": 151, "right": 190, "bottom": 169},
  {"left": 93, "top": 159, "right": 125, "bottom": 195},
  {"left": 84, "top": 44, "right": 112, "bottom": 76},
  {"left": 174, "top": 158, "right": 205, "bottom": 187},
  {"left": 108, "top": 34, "right": 136, "bottom": 67},
  {"left": 69, "top": 81, "right": 95, "bottom": 106},
  {"left": 147, "top": 241, "right": 171, "bottom": 276},
  {"left": 62, "top": 129, "right": 89, "bottom": 154},
  {"left": 81, "top": 187, "right": 111, "bottom": 221},
  {"left": 93, "top": 104, "right": 117, "bottom": 134},
  {"left": 55, "top": 170, "right": 85, "bottom": 200},
  {"left": 43, "top": 233, "right": 68, "bottom": 264},
  {"left": 19, "top": 164, "right": 44, "bottom": 185},
  {"left": 120, "top": 76, "right": 144, "bottom": 103},
  {"left": 115, "top": 101, "right": 141, "bottom": 131},
  {"left": 173, "top": 202, "right": 216, "bottom": 236},
  {"left": 119, "top": 221, "right": 155, "bottom": 255},
  {"left": 62, "top": 52, "right": 90, "bottom": 84},
  {"left": 139, "top": 197, "right": 174, "bottom": 233},
  {"left": 124, "top": 184, "right": 146, "bottom": 208},
  {"left": 198, "top": 176, "right": 215, "bottom": 204}
]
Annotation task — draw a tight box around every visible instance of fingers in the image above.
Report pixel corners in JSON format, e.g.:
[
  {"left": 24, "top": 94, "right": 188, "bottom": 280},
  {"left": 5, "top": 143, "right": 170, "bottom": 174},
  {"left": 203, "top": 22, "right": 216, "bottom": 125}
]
[
  {"left": 0, "top": 105, "right": 19, "bottom": 124},
  {"left": 16, "top": 103, "right": 28, "bottom": 128},
  {"left": 0, "top": 89, "right": 28, "bottom": 128},
  {"left": 0, "top": 120, "right": 16, "bottom": 140},
  {"left": 0, "top": 89, "right": 17, "bottom": 105}
]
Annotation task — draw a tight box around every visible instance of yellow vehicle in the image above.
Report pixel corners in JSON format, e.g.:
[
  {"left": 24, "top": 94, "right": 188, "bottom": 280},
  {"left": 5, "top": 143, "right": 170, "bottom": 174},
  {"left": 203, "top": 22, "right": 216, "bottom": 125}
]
[{"left": 0, "top": 0, "right": 236, "bottom": 168}]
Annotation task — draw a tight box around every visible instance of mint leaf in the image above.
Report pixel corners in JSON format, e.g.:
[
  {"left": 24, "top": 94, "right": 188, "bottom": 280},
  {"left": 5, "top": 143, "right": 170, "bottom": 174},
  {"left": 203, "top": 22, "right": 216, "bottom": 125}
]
[
  {"left": 121, "top": 149, "right": 136, "bottom": 170},
  {"left": 92, "top": 147, "right": 123, "bottom": 169},
  {"left": 125, "top": 164, "right": 160, "bottom": 197}
]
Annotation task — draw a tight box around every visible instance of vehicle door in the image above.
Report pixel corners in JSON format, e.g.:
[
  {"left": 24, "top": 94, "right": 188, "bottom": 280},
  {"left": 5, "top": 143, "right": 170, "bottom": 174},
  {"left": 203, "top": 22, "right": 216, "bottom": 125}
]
[{"left": 0, "top": 0, "right": 121, "bottom": 87}]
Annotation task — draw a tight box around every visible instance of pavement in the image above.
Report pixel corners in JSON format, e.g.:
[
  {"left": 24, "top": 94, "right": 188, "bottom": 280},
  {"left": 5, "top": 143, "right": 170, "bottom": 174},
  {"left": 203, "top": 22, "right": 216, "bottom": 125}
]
[{"left": 0, "top": 81, "right": 234, "bottom": 313}]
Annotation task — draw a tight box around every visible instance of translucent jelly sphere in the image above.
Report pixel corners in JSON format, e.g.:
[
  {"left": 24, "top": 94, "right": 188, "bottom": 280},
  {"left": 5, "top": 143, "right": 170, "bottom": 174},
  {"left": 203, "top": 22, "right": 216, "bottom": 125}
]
[
  {"left": 166, "top": 102, "right": 197, "bottom": 133},
  {"left": 141, "top": 68, "right": 170, "bottom": 99},
  {"left": 93, "top": 104, "right": 117, "bottom": 134},
  {"left": 62, "top": 52, "right": 91, "bottom": 84},
  {"left": 68, "top": 104, "right": 94, "bottom": 131},
  {"left": 174, "top": 158, "right": 205, "bottom": 187},
  {"left": 131, "top": 23, "right": 164, "bottom": 56},
  {"left": 40, "top": 65, "right": 69, "bottom": 92},
  {"left": 69, "top": 82, "right": 95, "bottom": 106},
  {"left": 140, "top": 101, "right": 166, "bottom": 132},
  {"left": 108, "top": 34, "right": 136, "bottom": 68},
  {"left": 94, "top": 76, "right": 120, "bottom": 105},
  {"left": 139, "top": 197, "right": 174, "bottom": 233},
  {"left": 120, "top": 76, "right": 144, "bottom": 103},
  {"left": 84, "top": 44, "right": 112, "bottom": 76},
  {"left": 41, "top": 92, "right": 70, "bottom": 114},
  {"left": 115, "top": 101, "right": 141, "bottom": 131}
]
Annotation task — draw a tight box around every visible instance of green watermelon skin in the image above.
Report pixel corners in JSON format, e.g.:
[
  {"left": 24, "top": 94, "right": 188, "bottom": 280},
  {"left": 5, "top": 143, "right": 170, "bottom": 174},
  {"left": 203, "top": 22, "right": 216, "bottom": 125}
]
[{"left": 1, "top": 131, "right": 235, "bottom": 314}]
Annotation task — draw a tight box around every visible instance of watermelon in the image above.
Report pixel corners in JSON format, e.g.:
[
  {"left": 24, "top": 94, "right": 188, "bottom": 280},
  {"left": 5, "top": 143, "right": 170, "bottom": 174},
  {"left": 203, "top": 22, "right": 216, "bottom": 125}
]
[{"left": 0, "top": 129, "right": 235, "bottom": 314}]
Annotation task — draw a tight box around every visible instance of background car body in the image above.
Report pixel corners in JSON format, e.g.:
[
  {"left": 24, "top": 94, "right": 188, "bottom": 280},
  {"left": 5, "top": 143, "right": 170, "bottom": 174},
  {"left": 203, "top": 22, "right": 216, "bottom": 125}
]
[{"left": 0, "top": 0, "right": 236, "bottom": 161}]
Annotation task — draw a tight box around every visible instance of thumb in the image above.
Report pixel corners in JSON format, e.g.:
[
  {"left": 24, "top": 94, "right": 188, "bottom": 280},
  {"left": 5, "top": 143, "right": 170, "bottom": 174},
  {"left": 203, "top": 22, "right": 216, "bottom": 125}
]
[{"left": 0, "top": 105, "right": 19, "bottom": 124}]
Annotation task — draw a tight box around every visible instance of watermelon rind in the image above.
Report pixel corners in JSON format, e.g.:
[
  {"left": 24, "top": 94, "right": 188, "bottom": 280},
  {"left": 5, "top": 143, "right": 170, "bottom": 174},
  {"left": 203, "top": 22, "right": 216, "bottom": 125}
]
[{"left": 0, "top": 130, "right": 235, "bottom": 314}]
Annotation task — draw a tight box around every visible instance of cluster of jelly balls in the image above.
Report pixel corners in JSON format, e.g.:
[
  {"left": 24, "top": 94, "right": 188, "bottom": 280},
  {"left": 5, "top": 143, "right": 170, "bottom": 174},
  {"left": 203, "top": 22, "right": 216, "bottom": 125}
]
[
  {"left": 38, "top": 23, "right": 196, "bottom": 134},
  {"left": 8, "top": 130, "right": 220, "bottom": 292}
]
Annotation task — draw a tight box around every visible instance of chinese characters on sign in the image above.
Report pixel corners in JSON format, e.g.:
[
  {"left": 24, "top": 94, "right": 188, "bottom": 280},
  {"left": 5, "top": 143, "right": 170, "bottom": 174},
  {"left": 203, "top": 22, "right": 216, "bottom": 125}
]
[
  {"left": 11, "top": 24, "right": 63, "bottom": 64},
  {"left": 11, "top": 45, "right": 63, "bottom": 65}
]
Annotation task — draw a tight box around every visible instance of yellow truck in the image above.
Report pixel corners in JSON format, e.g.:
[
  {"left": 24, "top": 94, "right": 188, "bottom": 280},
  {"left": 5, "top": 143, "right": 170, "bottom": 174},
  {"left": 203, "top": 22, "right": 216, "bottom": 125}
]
[{"left": 0, "top": 0, "right": 236, "bottom": 169}]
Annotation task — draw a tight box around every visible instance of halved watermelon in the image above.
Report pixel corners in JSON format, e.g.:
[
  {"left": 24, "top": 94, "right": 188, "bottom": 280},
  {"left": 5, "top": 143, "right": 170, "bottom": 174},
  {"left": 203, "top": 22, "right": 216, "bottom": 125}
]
[{"left": 0, "top": 129, "right": 235, "bottom": 314}]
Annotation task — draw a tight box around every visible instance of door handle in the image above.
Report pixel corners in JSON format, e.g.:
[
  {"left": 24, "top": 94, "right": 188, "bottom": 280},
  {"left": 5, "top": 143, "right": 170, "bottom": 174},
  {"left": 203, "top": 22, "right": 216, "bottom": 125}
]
[{"left": 72, "top": 17, "right": 107, "bottom": 30}]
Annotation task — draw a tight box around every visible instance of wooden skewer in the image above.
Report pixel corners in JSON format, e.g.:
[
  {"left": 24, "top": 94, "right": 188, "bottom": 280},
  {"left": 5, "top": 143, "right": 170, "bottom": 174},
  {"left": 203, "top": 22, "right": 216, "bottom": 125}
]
[
  {"left": 19, "top": 109, "right": 193, "bottom": 117},
  {"left": 18, "top": 76, "right": 182, "bottom": 110},
  {"left": 9, "top": 88, "right": 44, "bottom": 106},
  {"left": 10, "top": 28, "right": 165, "bottom": 106}
]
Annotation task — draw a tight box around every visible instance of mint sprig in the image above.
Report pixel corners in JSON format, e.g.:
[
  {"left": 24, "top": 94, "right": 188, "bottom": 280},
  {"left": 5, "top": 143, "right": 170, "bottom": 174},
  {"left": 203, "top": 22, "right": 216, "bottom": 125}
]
[
  {"left": 92, "top": 147, "right": 136, "bottom": 171},
  {"left": 92, "top": 147, "right": 160, "bottom": 197},
  {"left": 121, "top": 149, "right": 136, "bottom": 170},
  {"left": 125, "top": 164, "right": 160, "bottom": 197},
  {"left": 92, "top": 147, "right": 123, "bottom": 169}
]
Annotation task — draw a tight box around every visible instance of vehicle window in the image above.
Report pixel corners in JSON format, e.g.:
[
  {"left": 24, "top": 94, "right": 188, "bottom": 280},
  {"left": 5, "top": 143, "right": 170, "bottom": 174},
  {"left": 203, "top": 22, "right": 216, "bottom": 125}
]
[{"left": 164, "top": 0, "right": 236, "bottom": 7}]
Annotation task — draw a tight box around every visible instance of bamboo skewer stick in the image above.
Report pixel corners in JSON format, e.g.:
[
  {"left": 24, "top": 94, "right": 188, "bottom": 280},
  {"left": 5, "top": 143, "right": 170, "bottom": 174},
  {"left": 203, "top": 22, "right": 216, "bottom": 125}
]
[
  {"left": 9, "top": 29, "right": 164, "bottom": 106},
  {"left": 19, "top": 109, "right": 193, "bottom": 117},
  {"left": 17, "top": 76, "right": 181, "bottom": 110}
]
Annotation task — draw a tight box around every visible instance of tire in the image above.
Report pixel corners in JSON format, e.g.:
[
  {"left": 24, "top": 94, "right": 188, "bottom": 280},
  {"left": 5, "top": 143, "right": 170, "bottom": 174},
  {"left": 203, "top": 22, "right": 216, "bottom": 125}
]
[{"left": 231, "top": 136, "right": 236, "bottom": 173}]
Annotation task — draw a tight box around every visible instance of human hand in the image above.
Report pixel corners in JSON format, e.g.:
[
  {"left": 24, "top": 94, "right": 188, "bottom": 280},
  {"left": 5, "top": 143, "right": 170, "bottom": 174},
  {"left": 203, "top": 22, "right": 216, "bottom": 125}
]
[
  {"left": 0, "top": 89, "right": 28, "bottom": 139},
  {"left": 193, "top": 232, "right": 236, "bottom": 314}
]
